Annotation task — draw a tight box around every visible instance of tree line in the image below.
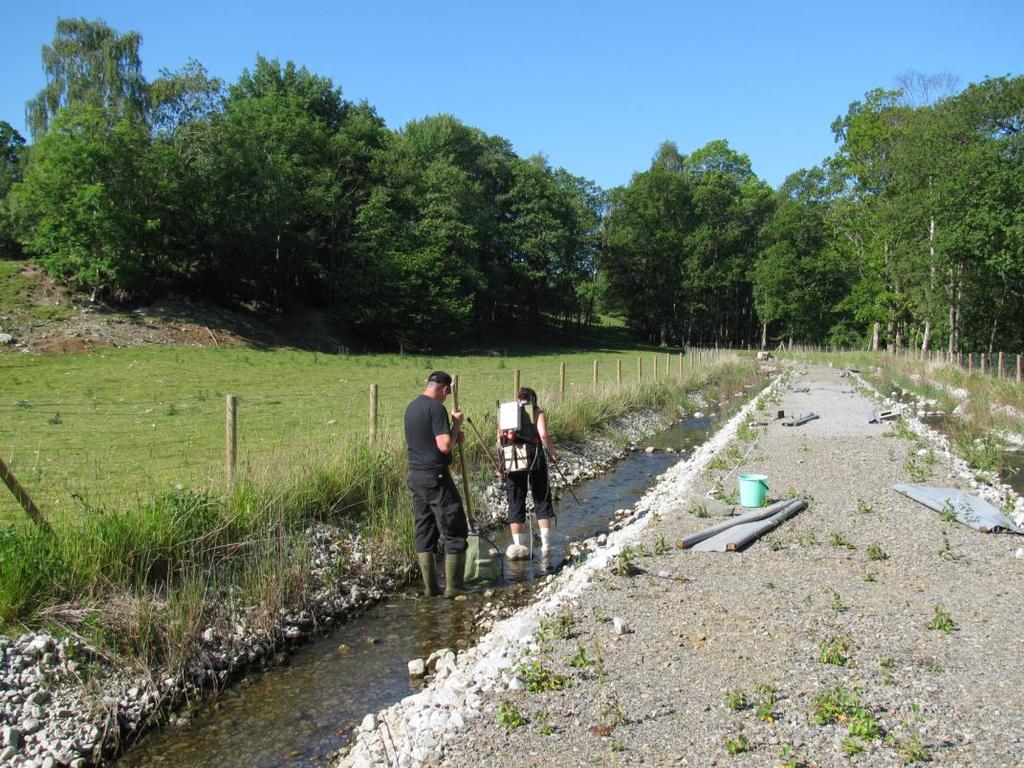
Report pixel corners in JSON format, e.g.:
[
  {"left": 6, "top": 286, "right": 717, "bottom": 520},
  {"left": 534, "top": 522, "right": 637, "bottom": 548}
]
[{"left": 1, "top": 19, "right": 1021, "bottom": 353}]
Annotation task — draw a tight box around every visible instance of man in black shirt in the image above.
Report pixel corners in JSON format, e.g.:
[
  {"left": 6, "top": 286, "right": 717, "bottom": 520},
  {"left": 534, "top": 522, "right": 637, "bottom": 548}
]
[{"left": 404, "top": 371, "right": 468, "bottom": 598}]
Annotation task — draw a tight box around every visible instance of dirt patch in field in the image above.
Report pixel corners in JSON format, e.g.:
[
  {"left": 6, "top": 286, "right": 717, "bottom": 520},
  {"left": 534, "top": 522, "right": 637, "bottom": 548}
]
[{"left": 0, "top": 263, "right": 348, "bottom": 354}]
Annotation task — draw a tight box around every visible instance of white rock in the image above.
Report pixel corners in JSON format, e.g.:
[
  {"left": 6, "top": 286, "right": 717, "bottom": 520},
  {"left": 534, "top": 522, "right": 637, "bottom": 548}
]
[
  {"left": 645, "top": 446, "right": 656, "bottom": 453},
  {"left": 449, "top": 710, "right": 466, "bottom": 729},
  {"left": 508, "top": 677, "right": 525, "bottom": 690},
  {"left": 408, "top": 659, "right": 426, "bottom": 678},
  {"left": 612, "top": 617, "right": 629, "bottom": 635},
  {"left": 1015, "top": 548, "right": 1024, "bottom": 560}
]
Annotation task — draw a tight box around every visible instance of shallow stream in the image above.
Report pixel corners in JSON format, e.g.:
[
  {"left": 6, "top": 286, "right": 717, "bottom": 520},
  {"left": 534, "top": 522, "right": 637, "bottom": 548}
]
[{"left": 119, "top": 414, "right": 717, "bottom": 767}]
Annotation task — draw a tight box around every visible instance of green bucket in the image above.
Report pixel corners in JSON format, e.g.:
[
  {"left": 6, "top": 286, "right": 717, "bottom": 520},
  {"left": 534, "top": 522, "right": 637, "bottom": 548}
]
[{"left": 738, "top": 474, "right": 769, "bottom": 507}]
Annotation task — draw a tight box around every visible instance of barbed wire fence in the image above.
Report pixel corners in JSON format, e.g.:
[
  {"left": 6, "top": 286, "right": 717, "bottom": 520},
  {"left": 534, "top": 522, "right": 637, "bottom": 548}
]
[{"left": 1, "top": 349, "right": 740, "bottom": 528}]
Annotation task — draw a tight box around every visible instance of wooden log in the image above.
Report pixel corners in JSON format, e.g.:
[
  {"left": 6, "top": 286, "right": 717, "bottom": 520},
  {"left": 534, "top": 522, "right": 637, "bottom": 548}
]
[
  {"left": 225, "top": 394, "right": 238, "bottom": 486},
  {"left": 0, "top": 456, "right": 50, "bottom": 531}
]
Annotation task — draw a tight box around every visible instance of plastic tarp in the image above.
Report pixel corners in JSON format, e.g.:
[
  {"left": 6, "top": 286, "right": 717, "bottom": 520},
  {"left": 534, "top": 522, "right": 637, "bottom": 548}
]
[{"left": 894, "top": 484, "right": 1024, "bottom": 534}]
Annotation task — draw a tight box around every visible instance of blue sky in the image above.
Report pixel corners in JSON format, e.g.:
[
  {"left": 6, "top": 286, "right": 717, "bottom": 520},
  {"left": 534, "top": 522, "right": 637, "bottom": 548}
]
[{"left": 3, "top": 1, "right": 1021, "bottom": 189}]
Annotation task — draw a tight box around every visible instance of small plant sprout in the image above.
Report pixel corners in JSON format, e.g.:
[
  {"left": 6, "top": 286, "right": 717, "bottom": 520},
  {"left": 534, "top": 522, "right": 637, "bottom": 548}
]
[
  {"left": 654, "top": 534, "right": 669, "bottom": 556},
  {"left": 497, "top": 700, "right": 526, "bottom": 730},
  {"left": 798, "top": 531, "right": 818, "bottom": 548},
  {"left": 568, "top": 644, "right": 592, "bottom": 668},
  {"left": 938, "top": 531, "right": 958, "bottom": 561},
  {"left": 927, "top": 604, "right": 958, "bottom": 633},
  {"left": 856, "top": 498, "right": 873, "bottom": 515},
  {"left": 824, "top": 586, "right": 845, "bottom": 611},
  {"left": 724, "top": 690, "right": 749, "bottom": 711},
  {"left": 613, "top": 546, "right": 639, "bottom": 577},
  {"left": 515, "top": 660, "right": 569, "bottom": 692},
  {"left": 754, "top": 683, "right": 778, "bottom": 723},
  {"left": 818, "top": 636, "right": 852, "bottom": 666},
  {"left": 723, "top": 733, "right": 750, "bottom": 756},
  {"left": 866, "top": 543, "right": 888, "bottom": 561},
  {"left": 829, "top": 532, "right": 856, "bottom": 550}
]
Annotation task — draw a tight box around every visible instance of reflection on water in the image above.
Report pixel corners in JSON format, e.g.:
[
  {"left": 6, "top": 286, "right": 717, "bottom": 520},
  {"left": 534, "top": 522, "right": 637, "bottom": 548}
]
[{"left": 119, "top": 416, "right": 715, "bottom": 768}]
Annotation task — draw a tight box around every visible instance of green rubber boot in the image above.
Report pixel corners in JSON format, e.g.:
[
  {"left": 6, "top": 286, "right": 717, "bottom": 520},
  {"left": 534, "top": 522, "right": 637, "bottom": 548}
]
[
  {"left": 416, "top": 552, "right": 440, "bottom": 597},
  {"left": 444, "top": 553, "right": 467, "bottom": 599}
]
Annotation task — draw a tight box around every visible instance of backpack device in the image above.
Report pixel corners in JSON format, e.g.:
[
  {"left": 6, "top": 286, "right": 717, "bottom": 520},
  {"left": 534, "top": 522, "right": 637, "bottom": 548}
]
[{"left": 498, "top": 400, "right": 536, "bottom": 474}]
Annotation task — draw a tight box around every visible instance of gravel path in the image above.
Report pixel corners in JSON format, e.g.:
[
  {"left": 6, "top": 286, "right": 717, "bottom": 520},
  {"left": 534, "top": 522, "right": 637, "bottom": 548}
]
[{"left": 340, "top": 365, "right": 1024, "bottom": 767}]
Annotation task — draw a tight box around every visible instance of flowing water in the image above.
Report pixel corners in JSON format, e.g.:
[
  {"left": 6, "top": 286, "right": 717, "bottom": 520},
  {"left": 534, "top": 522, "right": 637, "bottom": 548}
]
[{"left": 119, "top": 414, "right": 718, "bottom": 768}]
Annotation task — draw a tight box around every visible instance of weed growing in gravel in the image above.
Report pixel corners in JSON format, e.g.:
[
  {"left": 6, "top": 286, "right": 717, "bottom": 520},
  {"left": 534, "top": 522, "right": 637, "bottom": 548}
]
[
  {"left": 797, "top": 531, "right": 818, "bottom": 548},
  {"left": 538, "top": 613, "right": 576, "bottom": 643},
  {"left": 568, "top": 644, "right": 592, "bottom": 669},
  {"left": 653, "top": 534, "right": 669, "bottom": 555},
  {"left": 497, "top": 700, "right": 526, "bottom": 729},
  {"left": 866, "top": 544, "right": 888, "bottom": 561},
  {"left": 818, "top": 636, "right": 852, "bottom": 666},
  {"left": 534, "top": 710, "right": 554, "bottom": 736},
  {"left": 927, "top": 604, "right": 958, "bottom": 633},
  {"left": 889, "top": 732, "right": 931, "bottom": 763},
  {"left": 842, "top": 738, "right": 866, "bottom": 756},
  {"left": 592, "top": 606, "right": 610, "bottom": 624},
  {"left": 755, "top": 684, "right": 778, "bottom": 723},
  {"left": 863, "top": 571, "right": 877, "bottom": 583},
  {"left": 878, "top": 655, "right": 894, "bottom": 669},
  {"left": 886, "top": 419, "right": 917, "bottom": 441},
  {"left": 829, "top": 532, "right": 856, "bottom": 550},
  {"left": 769, "top": 537, "right": 783, "bottom": 552},
  {"left": 612, "top": 546, "right": 640, "bottom": 576},
  {"left": 778, "top": 745, "right": 804, "bottom": 767},
  {"left": 600, "top": 693, "right": 628, "bottom": 727},
  {"left": 724, "top": 690, "right": 749, "bottom": 711},
  {"left": 938, "top": 532, "right": 958, "bottom": 561},
  {"left": 737, "top": 417, "right": 758, "bottom": 442},
  {"left": 692, "top": 504, "right": 709, "bottom": 519},
  {"left": 813, "top": 686, "right": 880, "bottom": 743},
  {"left": 707, "top": 456, "right": 728, "bottom": 471},
  {"left": 516, "top": 660, "right": 570, "bottom": 692},
  {"left": 904, "top": 456, "right": 930, "bottom": 482},
  {"left": 824, "top": 586, "right": 846, "bottom": 611},
  {"left": 939, "top": 501, "right": 958, "bottom": 524},
  {"left": 723, "top": 733, "right": 750, "bottom": 756},
  {"left": 856, "top": 498, "right": 874, "bottom": 515}
]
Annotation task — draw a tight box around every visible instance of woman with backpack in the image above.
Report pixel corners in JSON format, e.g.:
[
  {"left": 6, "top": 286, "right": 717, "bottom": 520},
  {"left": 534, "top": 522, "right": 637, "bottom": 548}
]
[{"left": 499, "top": 387, "right": 559, "bottom": 555}]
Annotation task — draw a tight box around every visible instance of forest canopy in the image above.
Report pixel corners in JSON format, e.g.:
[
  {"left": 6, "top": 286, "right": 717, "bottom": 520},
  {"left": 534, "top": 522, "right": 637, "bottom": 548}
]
[{"left": 3, "top": 18, "right": 1022, "bottom": 353}]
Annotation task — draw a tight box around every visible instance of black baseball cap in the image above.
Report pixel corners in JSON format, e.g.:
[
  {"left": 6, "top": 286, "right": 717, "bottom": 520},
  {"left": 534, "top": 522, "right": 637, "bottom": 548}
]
[{"left": 427, "top": 371, "right": 453, "bottom": 386}]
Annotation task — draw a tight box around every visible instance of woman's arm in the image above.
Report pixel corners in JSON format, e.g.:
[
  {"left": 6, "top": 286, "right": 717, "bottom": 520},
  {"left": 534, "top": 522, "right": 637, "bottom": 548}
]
[{"left": 535, "top": 410, "right": 557, "bottom": 463}]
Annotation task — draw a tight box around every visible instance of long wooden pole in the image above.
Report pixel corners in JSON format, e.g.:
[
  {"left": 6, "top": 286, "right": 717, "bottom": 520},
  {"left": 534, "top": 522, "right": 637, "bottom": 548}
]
[
  {"left": 225, "top": 394, "right": 238, "bottom": 487},
  {"left": 369, "top": 384, "right": 379, "bottom": 443},
  {"left": 0, "top": 456, "right": 50, "bottom": 531},
  {"left": 452, "top": 376, "right": 474, "bottom": 529}
]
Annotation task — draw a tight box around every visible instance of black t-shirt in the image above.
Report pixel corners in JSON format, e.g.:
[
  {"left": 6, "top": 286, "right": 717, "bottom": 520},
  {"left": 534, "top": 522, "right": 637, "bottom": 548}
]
[{"left": 404, "top": 394, "right": 452, "bottom": 471}]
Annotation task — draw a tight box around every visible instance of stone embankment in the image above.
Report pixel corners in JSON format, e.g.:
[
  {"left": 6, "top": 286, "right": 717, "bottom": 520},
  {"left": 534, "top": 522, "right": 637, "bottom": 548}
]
[
  {"left": 0, "top": 402, "right": 691, "bottom": 768},
  {"left": 340, "top": 366, "right": 1023, "bottom": 767}
]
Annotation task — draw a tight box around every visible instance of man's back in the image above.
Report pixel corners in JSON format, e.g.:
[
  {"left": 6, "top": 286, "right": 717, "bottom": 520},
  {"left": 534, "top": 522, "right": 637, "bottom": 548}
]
[{"left": 405, "top": 394, "right": 451, "bottom": 471}]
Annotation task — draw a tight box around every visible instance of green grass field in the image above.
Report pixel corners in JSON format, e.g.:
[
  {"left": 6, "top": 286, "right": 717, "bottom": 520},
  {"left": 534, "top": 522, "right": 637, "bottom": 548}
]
[{"left": 1, "top": 344, "right": 724, "bottom": 525}]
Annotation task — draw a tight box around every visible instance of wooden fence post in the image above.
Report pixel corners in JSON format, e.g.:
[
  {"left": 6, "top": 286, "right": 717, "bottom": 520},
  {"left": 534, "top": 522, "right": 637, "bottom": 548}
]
[
  {"left": 653, "top": 355, "right": 658, "bottom": 382},
  {"left": 513, "top": 369, "right": 520, "bottom": 400},
  {"left": 559, "top": 362, "right": 566, "bottom": 401},
  {"left": 0, "top": 456, "right": 50, "bottom": 531},
  {"left": 678, "top": 352, "right": 683, "bottom": 379},
  {"left": 225, "top": 394, "right": 238, "bottom": 487},
  {"left": 369, "top": 384, "right": 379, "bottom": 443},
  {"left": 616, "top": 358, "right": 622, "bottom": 389},
  {"left": 998, "top": 352, "right": 1004, "bottom": 379},
  {"left": 968, "top": 353, "right": 974, "bottom": 373},
  {"left": 981, "top": 353, "right": 987, "bottom": 375},
  {"left": 637, "top": 356, "right": 643, "bottom": 383},
  {"left": 592, "top": 360, "right": 599, "bottom": 393}
]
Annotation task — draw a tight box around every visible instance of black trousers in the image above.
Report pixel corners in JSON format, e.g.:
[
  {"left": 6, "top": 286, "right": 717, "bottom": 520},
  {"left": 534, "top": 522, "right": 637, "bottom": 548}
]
[
  {"left": 505, "top": 452, "right": 553, "bottom": 525},
  {"left": 408, "top": 468, "right": 468, "bottom": 554}
]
